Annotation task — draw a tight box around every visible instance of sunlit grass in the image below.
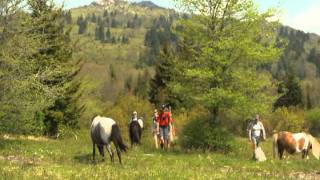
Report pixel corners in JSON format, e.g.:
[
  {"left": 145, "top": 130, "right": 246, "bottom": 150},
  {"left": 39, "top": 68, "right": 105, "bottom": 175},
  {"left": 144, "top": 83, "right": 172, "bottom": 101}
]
[{"left": 1, "top": 130, "right": 320, "bottom": 179}]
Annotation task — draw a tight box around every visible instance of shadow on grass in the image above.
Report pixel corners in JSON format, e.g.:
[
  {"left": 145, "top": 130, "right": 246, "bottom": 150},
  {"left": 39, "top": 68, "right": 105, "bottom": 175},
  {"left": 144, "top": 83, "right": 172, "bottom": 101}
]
[
  {"left": 74, "top": 153, "right": 93, "bottom": 164},
  {"left": 74, "top": 153, "right": 114, "bottom": 165}
]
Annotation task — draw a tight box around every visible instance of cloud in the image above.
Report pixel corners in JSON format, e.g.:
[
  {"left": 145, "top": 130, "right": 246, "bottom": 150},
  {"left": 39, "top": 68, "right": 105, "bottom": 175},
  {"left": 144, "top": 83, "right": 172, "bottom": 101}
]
[{"left": 284, "top": 3, "right": 320, "bottom": 35}]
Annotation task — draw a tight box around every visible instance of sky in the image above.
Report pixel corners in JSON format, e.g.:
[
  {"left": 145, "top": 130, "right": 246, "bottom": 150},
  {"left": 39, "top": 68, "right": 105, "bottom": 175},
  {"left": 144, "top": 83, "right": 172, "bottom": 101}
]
[{"left": 54, "top": 0, "right": 320, "bottom": 35}]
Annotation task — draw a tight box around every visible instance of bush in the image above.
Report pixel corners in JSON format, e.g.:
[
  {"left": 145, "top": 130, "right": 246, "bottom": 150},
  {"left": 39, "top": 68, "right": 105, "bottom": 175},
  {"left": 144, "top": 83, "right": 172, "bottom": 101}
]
[
  {"left": 181, "top": 116, "right": 234, "bottom": 153},
  {"left": 104, "top": 95, "right": 154, "bottom": 141},
  {"left": 306, "top": 107, "right": 320, "bottom": 136},
  {"left": 267, "top": 107, "right": 305, "bottom": 133}
]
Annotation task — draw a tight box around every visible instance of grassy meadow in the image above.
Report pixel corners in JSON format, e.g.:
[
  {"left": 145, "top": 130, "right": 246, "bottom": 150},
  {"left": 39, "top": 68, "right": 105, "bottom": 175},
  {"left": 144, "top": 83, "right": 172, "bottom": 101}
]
[{"left": 1, "top": 130, "right": 320, "bottom": 179}]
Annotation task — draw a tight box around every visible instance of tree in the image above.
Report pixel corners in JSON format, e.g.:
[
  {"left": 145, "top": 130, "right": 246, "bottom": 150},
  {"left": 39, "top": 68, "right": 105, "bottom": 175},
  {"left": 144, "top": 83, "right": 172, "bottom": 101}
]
[
  {"left": 171, "top": 0, "right": 282, "bottom": 123},
  {"left": 121, "top": 35, "right": 129, "bottom": 44},
  {"left": 111, "top": 18, "right": 118, "bottom": 28},
  {"left": 91, "top": 12, "right": 97, "bottom": 23},
  {"left": 64, "top": 10, "right": 72, "bottom": 24},
  {"left": 149, "top": 45, "right": 174, "bottom": 106},
  {"left": 274, "top": 73, "right": 304, "bottom": 109},
  {"left": 105, "top": 28, "right": 111, "bottom": 42},
  {"left": 134, "top": 70, "right": 151, "bottom": 100},
  {"left": 103, "top": 10, "right": 109, "bottom": 17},
  {"left": 109, "top": 64, "right": 117, "bottom": 81},
  {"left": 95, "top": 22, "right": 105, "bottom": 42},
  {"left": 78, "top": 18, "right": 88, "bottom": 34},
  {"left": 28, "top": 0, "right": 81, "bottom": 136},
  {"left": 124, "top": 76, "right": 133, "bottom": 94},
  {"left": 44, "top": 82, "right": 85, "bottom": 136},
  {"left": 0, "top": 0, "right": 80, "bottom": 135}
]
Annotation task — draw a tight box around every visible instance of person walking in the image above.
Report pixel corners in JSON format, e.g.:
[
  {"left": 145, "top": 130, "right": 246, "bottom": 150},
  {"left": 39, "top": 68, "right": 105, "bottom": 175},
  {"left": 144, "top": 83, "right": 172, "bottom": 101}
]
[{"left": 248, "top": 114, "right": 266, "bottom": 160}]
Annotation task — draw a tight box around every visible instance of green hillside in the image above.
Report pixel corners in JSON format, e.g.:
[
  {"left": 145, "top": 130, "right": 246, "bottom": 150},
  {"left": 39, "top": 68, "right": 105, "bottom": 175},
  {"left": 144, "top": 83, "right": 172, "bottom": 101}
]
[
  {"left": 68, "top": 1, "right": 320, "bottom": 127},
  {"left": 66, "top": 1, "right": 176, "bottom": 125}
]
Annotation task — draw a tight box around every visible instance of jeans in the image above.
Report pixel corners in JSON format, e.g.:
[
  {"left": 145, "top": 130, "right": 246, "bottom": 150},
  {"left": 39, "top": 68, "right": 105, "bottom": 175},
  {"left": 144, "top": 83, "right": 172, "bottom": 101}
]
[{"left": 159, "top": 126, "right": 169, "bottom": 141}]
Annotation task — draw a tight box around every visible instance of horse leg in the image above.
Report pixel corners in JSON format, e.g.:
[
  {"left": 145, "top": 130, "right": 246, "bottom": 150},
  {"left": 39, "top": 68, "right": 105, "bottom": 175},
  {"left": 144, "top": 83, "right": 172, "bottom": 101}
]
[
  {"left": 279, "top": 148, "right": 284, "bottom": 160},
  {"left": 302, "top": 149, "right": 309, "bottom": 159},
  {"left": 106, "top": 144, "right": 114, "bottom": 163},
  {"left": 98, "top": 145, "right": 105, "bottom": 161},
  {"left": 92, "top": 143, "right": 96, "bottom": 162},
  {"left": 113, "top": 141, "right": 122, "bottom": 164}
]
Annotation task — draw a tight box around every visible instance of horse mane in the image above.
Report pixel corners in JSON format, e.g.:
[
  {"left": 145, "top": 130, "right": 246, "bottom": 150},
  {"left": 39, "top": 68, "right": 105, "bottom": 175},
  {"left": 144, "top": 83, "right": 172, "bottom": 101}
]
[{"left": 90, "top": 114, "right": 99, "bottom": 122}]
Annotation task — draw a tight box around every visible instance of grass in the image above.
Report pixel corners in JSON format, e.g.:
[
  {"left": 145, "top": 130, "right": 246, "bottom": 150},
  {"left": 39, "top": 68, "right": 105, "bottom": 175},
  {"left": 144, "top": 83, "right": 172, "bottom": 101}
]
[{"left": 1, "top": 130, "right": 320, "bottom": 179}]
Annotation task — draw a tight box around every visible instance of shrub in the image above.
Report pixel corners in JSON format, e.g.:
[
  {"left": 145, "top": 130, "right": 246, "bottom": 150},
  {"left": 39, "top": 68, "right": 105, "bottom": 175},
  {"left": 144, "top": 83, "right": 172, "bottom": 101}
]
[
  {"left": 267, "top": 107, "right": 305, "bottom": 133},
  {"left": 104, "top": 95, "right": 154, "bottom": 141},
  {"left": 181, "top": 116, "right": 234, "bottom": 153},
  {"left": 306, "top": 107, "right": 320, "bottom": 136}
]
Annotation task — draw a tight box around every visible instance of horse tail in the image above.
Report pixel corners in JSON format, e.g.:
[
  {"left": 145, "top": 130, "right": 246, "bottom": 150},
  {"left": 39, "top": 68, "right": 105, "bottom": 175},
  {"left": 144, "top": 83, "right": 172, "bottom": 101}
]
[
  {"left": 111, "top": 124, "right": 127, "bottom": 152},
  {"left": 308, "top": 134, "right": 320, "bottom": 160},
  {"left": 273, "top": 133, "right": 278, "bottom": 159},
  {"left": 130, "top": 122, "right": 141, "bottom": 144}
]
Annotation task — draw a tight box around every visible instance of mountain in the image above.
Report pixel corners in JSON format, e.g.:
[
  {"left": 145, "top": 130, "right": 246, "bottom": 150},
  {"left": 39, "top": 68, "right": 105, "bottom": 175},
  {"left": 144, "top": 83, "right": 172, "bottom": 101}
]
[
  {"left": 132, "top": 1, "right": 164, "bottom": 9},
  {"left": 66, "top": 0, "right": 175, "bottom": 123},
  {"left": 66, "top": 1, "right": 320, "bottom": 123}
]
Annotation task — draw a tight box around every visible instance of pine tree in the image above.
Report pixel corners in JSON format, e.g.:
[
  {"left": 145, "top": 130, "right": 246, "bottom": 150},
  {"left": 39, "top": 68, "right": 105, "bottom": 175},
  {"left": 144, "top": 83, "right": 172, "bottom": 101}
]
[
  {"left": 91, "top": 13, "right": 97, "bottom": 23},
  {"left": 103, "top": 10, "right": 109, "bottom": 17},
  {"left": 274, "top": 73, "right": 304, "bottom": 109},
  {"left": 78, "top": 18, "right": 88, "bottom": 34},
  {"left": 135, "top": 70, "right": 151, "bottom": 100},
  {"left": 149, "top": 46, "right": 175, "bottom": 106},
  {"left": 111, "top": 18, "right": 118, "bottom": 28},
  {"left": 124, "top": 76, "right": 133, "bottom": 94},
  {"left": 106, "top": 28, "right": 111, "bottom": 42},
  {"left": 95, "top": 22, "right": 105, "bottom": 42},
  {"left": 64, "top": 10, "right": 72, "bottom": 24},
  {"left": 44, "top": 82, "right": 85, "bottom": 136},
  {"left": 28, "top": 0, "right": 81, "bottom": 136},
  {"left": 77, "top": 15, "right": 84, "bottom": 26},
  {"left": 111, "top": 36, "right": 116, "bottom": 44}
]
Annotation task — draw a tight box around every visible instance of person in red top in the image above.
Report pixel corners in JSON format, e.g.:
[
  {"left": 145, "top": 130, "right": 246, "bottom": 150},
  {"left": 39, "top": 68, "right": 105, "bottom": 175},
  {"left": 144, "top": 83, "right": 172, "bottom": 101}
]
[{"left": 157, "top": 104, "right": 172, "bottom": 149}]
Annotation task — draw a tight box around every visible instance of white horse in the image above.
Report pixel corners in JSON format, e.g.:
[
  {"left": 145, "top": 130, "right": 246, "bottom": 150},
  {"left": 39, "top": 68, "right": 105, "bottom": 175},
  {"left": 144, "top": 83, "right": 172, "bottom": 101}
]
[{"left": 90, "top": 116, "right": 127, "bottom": 164}]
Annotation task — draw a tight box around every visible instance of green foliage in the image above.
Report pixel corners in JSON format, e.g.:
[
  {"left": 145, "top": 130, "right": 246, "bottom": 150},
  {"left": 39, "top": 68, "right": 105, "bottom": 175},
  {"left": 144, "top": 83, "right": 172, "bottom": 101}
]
[
  {"left": 0, "top": 0, "right": 79, "bottom": 135},
  {"left": 267, "top": 107, "right": 305, "bottom": 133},
  {"left": 95, "top": 22, "right": 105, "bottom": 41},
  {"left": 124, "top": 76, "right": 133, "bottom": 94},
  {"left": 109, "top": 64, "right": 117, "bottom": 81},
  {"left": 134, "top": 70, "right": 151, "bottom": 100},
  {"left": 104, "top": 95, "right": 154, "bottom": 139},
  {"left": 171, "top": 0, "right": 282, "bottom": 122},
  {"left": 274, "top": 73, "right": 304, "bottom": 109},
  {"left": 306, "top": 107, "right": 320, "bottom": 136},
  {"left": 77, "top": 16, "right": 88, "bottom": 34},
  {"left": 44, "top": 82, "right": 85, "bottom": 137},
  {"left": 63, "top": 10, "right": 72, "bottom": 24},
  {"left": 181, "top": 116, "right": 234, "bottom": 153}
]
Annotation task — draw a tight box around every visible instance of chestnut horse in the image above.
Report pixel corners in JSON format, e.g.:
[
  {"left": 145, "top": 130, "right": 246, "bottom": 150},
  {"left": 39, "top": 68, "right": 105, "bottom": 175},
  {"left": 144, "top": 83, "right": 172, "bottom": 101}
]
[{"left": 273, "top": 131, "right": 320, "bottom": 160}]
